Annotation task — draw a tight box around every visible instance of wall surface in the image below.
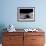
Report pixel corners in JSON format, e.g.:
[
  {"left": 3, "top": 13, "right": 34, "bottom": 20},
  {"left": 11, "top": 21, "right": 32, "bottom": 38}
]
[
  {"left": 0, "top": 0, "right": 46, "bottom": 44},
  {"left": 0, "top": 0, "right": 46, "bottom": 43}
]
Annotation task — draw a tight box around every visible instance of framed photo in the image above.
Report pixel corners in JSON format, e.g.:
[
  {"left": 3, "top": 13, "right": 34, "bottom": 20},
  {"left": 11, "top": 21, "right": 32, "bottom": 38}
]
[{"left": 17, "top": 7, "right": 35, "bottom": 22}]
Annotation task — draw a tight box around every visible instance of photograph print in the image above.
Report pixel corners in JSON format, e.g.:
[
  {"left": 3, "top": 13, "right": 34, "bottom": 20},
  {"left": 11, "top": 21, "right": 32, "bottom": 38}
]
[{"left": 17, "top": 7, "right": 35, "bottom": 22}]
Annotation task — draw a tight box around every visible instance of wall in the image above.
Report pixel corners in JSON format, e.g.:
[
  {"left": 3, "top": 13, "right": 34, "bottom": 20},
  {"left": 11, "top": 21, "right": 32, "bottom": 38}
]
[
  {"left": 0, "top": 0, "right": 46, "bottom": 43},
  {"left": 0, "top": 0, "right": 46, "bottom": 30}
]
